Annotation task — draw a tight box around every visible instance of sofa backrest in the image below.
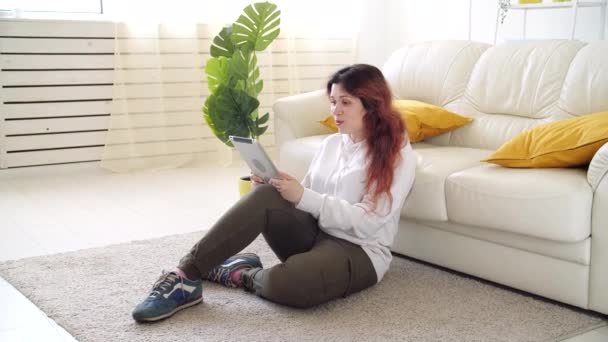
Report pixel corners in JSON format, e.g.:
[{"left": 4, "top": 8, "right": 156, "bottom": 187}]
[{"left": 382, "top": 40, "right": 608, "bottom": 150}]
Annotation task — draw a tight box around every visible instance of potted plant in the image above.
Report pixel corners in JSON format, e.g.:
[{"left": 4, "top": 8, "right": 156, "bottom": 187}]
[{"left": 202, "top": 1, "right": 281, "bottom": 196}]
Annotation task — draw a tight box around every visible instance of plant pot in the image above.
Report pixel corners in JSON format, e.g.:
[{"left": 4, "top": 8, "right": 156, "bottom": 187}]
[{"left": 239, "top": 176, "right": 252, "bottom": 198}]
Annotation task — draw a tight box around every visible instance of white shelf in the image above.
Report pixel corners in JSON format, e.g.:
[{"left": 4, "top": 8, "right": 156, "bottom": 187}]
[
  {"left": 494, "top": 0, "right": 607, "bottom": 43},
  {"left": 510, "top": 1, "right": 605, "bottom": 10}
]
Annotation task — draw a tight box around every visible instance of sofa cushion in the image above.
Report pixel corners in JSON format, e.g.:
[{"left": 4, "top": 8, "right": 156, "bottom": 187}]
[
  {"left": 402, "top": 144, "right": 492, "bottom": 221},
  {"left": 319, "top": 100, "right": 473, "bottom": 143},
  {"left": 446, "top": 165, "right": 592, "bottom": 242},
  {"left": 482, "top": 111, "right": 608, "bottom": 168},
  {"left": 394, "top": 100, "right": 473, "bottom": 143},
  {"left": 445, "top": 41, "right": 587, "bottom": 151}
]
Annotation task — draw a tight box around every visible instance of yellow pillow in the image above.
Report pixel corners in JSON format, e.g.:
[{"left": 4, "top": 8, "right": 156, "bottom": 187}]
[
  {"left": 319, "top": 100, "right": 473, "bottom": 143},
  {"left": 482, "top": 111, "right": 608, "bottom": 168}
]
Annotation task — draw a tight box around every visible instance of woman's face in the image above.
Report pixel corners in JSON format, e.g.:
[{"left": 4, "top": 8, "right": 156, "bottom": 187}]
[{"left": 329, "top": 83, "right": 367, "bottom": 142}]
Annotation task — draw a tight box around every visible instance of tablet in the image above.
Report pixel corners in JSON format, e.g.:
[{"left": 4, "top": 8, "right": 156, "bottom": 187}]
[{"left": 229, "top": 136, "right": 279, "bottom": 183}]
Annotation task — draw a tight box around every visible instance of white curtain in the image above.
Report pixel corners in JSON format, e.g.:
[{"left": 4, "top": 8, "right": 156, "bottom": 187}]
[{"left": 101, "top": 0, "right": 364, "bottom": 172}]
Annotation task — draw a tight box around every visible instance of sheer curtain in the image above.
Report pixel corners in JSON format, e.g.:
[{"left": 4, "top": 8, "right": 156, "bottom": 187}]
[{"left": 101, "top": 0, "right": 365, "bottom": 172}]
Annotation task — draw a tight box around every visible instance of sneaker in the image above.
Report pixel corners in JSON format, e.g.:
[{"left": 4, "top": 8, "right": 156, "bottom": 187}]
[
  {"left": 132, "top": 271, "right": 203, "bottom": 322},
  {"left": 202, "top": 253, "right": 263, "bottom": 288}
]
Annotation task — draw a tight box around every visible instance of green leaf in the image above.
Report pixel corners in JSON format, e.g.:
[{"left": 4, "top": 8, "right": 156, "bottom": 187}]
[
  {"left": 246, "top": 52, "right": 262, "bottom": 97},
  {"left": 232, "top": 2, "right": 281, "bottom": 52},
  {"left": 257, "top": 112, "right": 269, "bottom": 125},
  {"left": 210, "top": 26, "right": 235, "bottom": 58},
  {"left": 205, "top": 57, "right": 229, "bottom": 93},
  {"left": 251, "top": 112, "right": 269, "bottom": 138},
  {"left": 253, "top": 124, "right": 269, "bottom": 137},
  {"left": 203, "top": 84, "right": 260, "bottom": 147},
  {"left": 229, "top": 48, "right": 262, "bottom": 97},
  {"left": 229, "top": 48, "right": 251, "bottom": 82},
  {"left": 202, "top": 2, "right": 280, "bottom": 145},
  {"left": 253, "top": 79, "right": 263, "bottom": 96}
]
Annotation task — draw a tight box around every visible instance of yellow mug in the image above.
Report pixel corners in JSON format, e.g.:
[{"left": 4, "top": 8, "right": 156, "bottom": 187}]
[{"left": 238, "top": 176, "right": 253, "bottom": 198}]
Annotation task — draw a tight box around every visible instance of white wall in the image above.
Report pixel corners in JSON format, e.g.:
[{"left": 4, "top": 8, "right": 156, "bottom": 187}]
[{"left": 358, "top": 0, "right": 608, "bottom": 67}]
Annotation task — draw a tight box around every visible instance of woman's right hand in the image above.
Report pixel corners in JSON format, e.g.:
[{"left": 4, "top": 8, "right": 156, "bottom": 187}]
[{"left": 251, "top": 174, "right": 265, "bottom": 188}]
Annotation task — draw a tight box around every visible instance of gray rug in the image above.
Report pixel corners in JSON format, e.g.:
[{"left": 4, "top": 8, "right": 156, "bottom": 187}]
[{"left": 0, "top": 231, "right": 605, "bottom": 342}]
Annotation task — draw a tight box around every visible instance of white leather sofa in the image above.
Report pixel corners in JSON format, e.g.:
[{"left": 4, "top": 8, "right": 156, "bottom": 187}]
[{"left": 273, "top": 40, "right": 608, "bottom": 314}]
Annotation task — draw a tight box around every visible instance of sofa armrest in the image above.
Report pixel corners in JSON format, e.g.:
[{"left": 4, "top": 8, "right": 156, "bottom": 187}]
[
  {"left": 273, "top": 89, "right": 331, "bottom": 148},
  {"left": 589, "top": 166, "right": 608, "bottom": 314},
  {"left": 588, "top": 142, "right": 608, "bottom": 191}
]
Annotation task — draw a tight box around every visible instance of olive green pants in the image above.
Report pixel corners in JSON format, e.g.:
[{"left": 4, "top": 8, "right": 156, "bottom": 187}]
[{"left": 178, "top": 184, "right": 377, "bottom": 308}]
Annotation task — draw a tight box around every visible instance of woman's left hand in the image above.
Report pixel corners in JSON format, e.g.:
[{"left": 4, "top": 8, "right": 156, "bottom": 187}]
[{"left": 270, "top": 171, "right": 304, "bottom": 204}]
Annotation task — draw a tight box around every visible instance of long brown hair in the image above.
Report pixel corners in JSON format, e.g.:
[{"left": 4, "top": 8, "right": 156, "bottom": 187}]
[{"left": 327, "top": 64, "right": 407, "bottom": 210}]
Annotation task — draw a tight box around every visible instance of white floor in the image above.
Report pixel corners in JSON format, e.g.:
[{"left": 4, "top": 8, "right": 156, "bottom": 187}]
[{"left": 0, "top": 162, "right": 606, "bottom": 341}]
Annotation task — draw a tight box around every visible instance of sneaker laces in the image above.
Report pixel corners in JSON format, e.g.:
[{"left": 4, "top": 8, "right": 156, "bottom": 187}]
[
  {"left": 149, "top": 271, "right": 186, "bottom": 298},
  {"left": 207, "top": 267, "right": 234, "bottom": 287}
]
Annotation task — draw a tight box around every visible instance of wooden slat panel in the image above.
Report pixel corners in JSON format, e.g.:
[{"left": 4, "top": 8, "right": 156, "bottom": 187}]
[
  {"left": 3, "top": 85, "right": 112, "bottom": 102},
  {"left": 2, "top": 83, "right": 311, "bottom": 104},
  {"left": 3, "top": 84, "right": 280, "bottom": 103},
  {"left": 119, "top": 83, "right": 204, "bottom": 98},
  {"left": 260, "top": 52, "right": 353, "bottom": 67},
  {"left": 103, "top": 138, "right": 216, "bottom": 158},
  {"left": 0, "top": 70, "right": 114, "bottom": 85},
  {"left": 1, "top": 52, "right": 353, "bottom": 70},
  {"left": 0, "top": 20, "right": 114, "bottom": 37},
  {"left": 106, "top": 125, "right": 213, "bottom": 143},
  {"left": 0, "top": 19, "right": 353, "bottom": 169},
  {"left": 116, "top": 65, "right": 337, "bottom": 84},
  {"left": 269, "top": 38, "right": 354, "bottom": 53},
  {"left": 1, "top": 102, "right": 275, "bottom": 122},
  {"left": 115, "top": 52, "right": 352, "bottom": 69},
  {"left": 114, "top": 23, "right": 215, "bottom": 39},
  {"left": 109, "top": 111, "right": 204, "bottom": 128},
  {"left": 3, "top": 101, "right": 112, "bottom": 119},
  {"left": 6, "top": 125, "right": 215, "bottom": 151},
  {"left": 259, "top": 65, "right": 345, "bottom": 80},
  {"left": 120, "top": 68, "right": 204, "bottom": 83},
  {"left": 4, "top": 148, "right": 220, "bottom": 168},
  {"left": 114, "top": 79, "right": 322, "bottom": 98},
  {"left": 116, "top": 97, "right": 201, "bottom": 113},
  {"left": 3, "top": 110, "right": 273, "bottom": 135},
  {"left": 116, "top": 38, "right": 211, "bottom": 54},
  {"left": 264, "top": 79, "right": 326, "bottom": 93},
  {"left": 0, "top": 38, "right": 114, "bottom": 53},
  {"left": 6, "top": 132, "right": 107, "bottom": 151},
  {"left": 114, "top": 37, "right": 353, "bottom": 54},
  {"left": 5, "top": 146, "right": 105, "bottom": 167},
  {"left": 117, "top": 54, "right": 205, "bottom": 69},
  {"left": 4, "top": 116, "right": 110, "bottom": 134},
  {"left": 1, "top": 54, "right": 114, "bottom": 69},
  {"left": 114, "top": 94, "right": 281, "bottom": 113}
]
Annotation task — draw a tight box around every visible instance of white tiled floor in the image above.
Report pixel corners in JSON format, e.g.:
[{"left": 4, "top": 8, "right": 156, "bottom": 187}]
[{"left": 0, "top": 162, "right": 606, "bottom": 341}]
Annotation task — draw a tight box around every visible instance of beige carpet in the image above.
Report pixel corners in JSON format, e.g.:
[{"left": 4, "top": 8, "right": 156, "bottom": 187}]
[{"left": 0, "top": 231, "right": 605, "bottom": 342}]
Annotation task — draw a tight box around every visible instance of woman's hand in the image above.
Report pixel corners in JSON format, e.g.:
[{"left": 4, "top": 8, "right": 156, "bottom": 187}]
[
  {"left": 250, "top": 174, "right": 265, "bottom": 189},
  {"left": 269, "top": 171, "right": 304, "bottom": 204}
]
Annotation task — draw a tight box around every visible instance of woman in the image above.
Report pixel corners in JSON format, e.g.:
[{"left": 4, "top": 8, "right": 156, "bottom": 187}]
[{"left": 132, "top": 64, "right": 416, "bottom": 322}]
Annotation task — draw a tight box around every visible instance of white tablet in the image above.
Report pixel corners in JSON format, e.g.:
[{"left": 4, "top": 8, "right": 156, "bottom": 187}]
[{"left": 229, "top": 136, "right": 279, "bottom": 183}]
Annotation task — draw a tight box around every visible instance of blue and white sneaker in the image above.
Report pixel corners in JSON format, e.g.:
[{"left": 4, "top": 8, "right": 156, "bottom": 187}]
[
  {"left": 203, "top": 253, "right": 263, "bottom": 288},
  {"left": 132, "top": 271, "right": 203, "bottom": 322}
]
